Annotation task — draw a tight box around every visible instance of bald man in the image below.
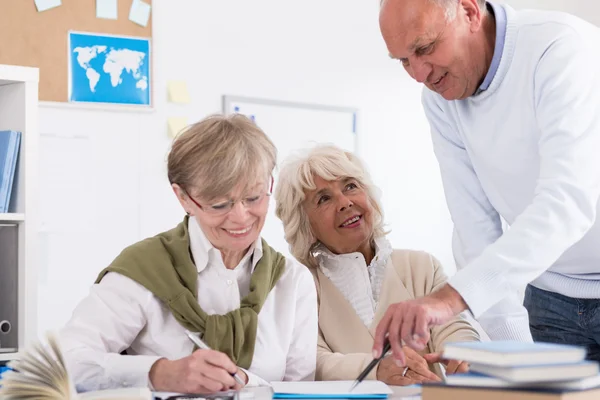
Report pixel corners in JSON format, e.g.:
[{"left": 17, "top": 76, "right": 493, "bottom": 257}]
[{"left": 374, "top": 0, "right": 600, "bottom": 366}]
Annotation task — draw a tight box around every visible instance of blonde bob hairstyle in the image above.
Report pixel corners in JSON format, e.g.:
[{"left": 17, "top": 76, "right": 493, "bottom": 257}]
[
  {"left": 168, "top": 114, "right": 277, "bottom": 202},
  {"left": 275, "top": 144, "right": 386, "bottom": 269}
]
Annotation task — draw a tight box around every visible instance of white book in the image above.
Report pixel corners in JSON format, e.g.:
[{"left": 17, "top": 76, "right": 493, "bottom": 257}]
[
  {"left": 445, "top": 372, "right": 600, "bottom": 391},
  {"left": 442, "top": 341, "right": 587, "bottom": 367},
  {"left": 469, "top": 361, "right": 599, "bottom": 383},
  {"left": 0, "top": 332, "right": 151, "bottom": 400}
]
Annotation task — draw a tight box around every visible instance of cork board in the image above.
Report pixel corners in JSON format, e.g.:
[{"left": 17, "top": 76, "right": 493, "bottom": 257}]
[{"left": 0, "top": 0, "right": 152, "bottom": 103}]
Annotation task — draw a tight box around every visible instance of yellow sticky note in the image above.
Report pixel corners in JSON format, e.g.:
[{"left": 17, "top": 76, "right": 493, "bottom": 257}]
[
  {"left": 167, "top": 81, "right": 191, "bottom": 104},
  {"left": 168, "top": 117, "right": 189, "bottom": 138}
]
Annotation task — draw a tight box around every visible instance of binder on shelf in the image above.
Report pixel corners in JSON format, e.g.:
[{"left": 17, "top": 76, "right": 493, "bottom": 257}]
[
  {"left": 0, "top": 224, "right": 18, "bottom": 352},
  {"left": 0, "top": 131, "right": 22, "bottom": 213}
]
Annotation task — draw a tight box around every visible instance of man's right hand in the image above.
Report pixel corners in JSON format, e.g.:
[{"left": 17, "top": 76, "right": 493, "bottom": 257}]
[
  {"left": 376, "top": 346, "right": 441, "bottom": 386},
  {"left": 149, "top": 349, "right": 245, "bottom": 393}
]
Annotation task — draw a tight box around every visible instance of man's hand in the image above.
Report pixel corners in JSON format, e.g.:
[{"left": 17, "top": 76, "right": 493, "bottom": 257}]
[
  {"left": 423, "top": 353, "right": 470, "bottom": 375},
  {"left": 372, "top": 284, "right": 467, "bottom": 366},
  {"left": 377, "top": 346, "right": 441, "bottom": 386}
]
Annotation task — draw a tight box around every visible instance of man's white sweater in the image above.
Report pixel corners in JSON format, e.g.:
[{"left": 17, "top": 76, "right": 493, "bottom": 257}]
[{"left": 422, "top": 3, "right": 600, "bottom": 340}]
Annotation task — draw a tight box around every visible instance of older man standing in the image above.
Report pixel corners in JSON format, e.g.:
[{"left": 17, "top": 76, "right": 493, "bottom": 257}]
[{"left": 373, "top": 0, "right": 600, "bottom": 365}]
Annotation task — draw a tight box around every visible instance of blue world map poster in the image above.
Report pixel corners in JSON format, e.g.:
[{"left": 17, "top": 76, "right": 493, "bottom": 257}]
[{"left": 68, "top": 31, "right": 151, "bottom": 106}]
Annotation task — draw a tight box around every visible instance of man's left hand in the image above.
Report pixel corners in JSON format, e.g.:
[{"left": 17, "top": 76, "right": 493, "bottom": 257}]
[{"left": 372, "top": 284, "right": 468, "bottom": 366}]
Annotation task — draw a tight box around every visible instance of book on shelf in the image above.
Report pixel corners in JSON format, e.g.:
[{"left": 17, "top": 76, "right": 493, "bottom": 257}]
[
  {"left": 442, "top": 340, "right": 587, "bottom": 367},
  {"left": 0, "top": 130, "right": 21, "bottom": 213},
  {"left": 0, "top": 332, "right": 151, "bottom": 400}
]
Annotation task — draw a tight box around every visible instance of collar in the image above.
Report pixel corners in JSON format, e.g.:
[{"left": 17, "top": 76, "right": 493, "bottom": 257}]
[
  {"left": 187, "top": 217, "right": 263, "bottom": 274},
  {"left": 476, "top": 1, "right": 507, "bottom": 94},
  {"left": 313, "top": 236, "right": 393, "bottom": 268}
]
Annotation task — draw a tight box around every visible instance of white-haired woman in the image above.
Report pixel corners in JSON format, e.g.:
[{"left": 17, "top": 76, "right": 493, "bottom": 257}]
[
  {"left": 274, "top": 144, "right": 479, "bottom": 386},
  {"left": 60, "top": 115, "right": 317, "bottom": 394}
]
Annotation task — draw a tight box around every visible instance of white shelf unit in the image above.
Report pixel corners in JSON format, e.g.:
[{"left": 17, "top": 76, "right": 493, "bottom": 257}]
[
  {"left": 0, "top": 64, "right": 38, "bottom": 363},
  {"left": 0, "top": 213, "right": 25, "bottom": 222}
]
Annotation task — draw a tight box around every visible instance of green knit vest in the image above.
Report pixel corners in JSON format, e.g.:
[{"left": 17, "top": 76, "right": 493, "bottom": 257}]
[{"left": 95, "top": 216, "right": 285, "bottom": 369}]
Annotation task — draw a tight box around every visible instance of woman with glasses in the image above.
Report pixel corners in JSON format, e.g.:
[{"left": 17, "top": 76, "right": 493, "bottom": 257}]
[
  {"left": 274, "top": 144, "right": 479, "bottom": 385},
  {"left": 59, "top": 114, "right": 318, "bottom": 394}
]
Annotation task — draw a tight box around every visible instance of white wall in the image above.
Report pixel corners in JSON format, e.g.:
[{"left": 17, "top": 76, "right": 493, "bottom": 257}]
[
  {"left": 37, "top": 0, "right": 443, "bottom": 336},
  {"left": 36, "top": 0, "right": 600, "bottom": 335}
]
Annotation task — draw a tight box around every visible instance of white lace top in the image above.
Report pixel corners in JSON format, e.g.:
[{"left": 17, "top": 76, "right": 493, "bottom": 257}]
[{"left": 314, "top": 237, "right": 393, "bottom": 327}]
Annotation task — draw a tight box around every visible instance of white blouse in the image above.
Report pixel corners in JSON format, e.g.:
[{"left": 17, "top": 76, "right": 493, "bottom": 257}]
[
  {"left": 60, "top": 218, "right": 318, "bottom": 392},
  {"left": 314, "top": 237, "right": 393, "bottom": 327}
]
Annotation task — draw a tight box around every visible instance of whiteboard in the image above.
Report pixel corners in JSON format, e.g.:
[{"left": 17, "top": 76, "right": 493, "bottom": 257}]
[{"left": 223, "top": 95, "right": 358, "bottom": 258}]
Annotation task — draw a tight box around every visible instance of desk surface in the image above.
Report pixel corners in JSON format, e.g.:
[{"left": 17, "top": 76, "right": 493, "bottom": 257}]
[{"left": 154, "top": 386, "right": 422, "bottom": 400}]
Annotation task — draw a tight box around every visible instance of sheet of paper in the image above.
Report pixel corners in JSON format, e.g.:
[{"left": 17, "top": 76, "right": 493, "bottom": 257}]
[
  {"left": 270, "top": 381, "right": 393, "bottom": 396},
  {"left": 129, "top": 0, "right": 151, "bottom": 27},
  {"left": 167, "top": 81, "right": 191, "bottom": 104},
  {"left": 34, "top": 0, "right": 61, "bottom": 12},
  {"left": 96, "top": 0, "right": 118, "bottom": 20},
  {"left": 168, "top": 117, "right": 189, "bottom": 138}
]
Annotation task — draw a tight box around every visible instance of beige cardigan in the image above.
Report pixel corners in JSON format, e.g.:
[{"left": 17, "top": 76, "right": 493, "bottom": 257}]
[{"left": 313, "top": 249, "right": 480, "bottom": 381}]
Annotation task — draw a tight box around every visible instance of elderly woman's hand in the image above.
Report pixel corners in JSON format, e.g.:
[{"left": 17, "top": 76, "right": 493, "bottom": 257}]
[
  {"left": 423, "top": 352, "right": 470, "bottom": 375},
  {"left": 149, "top": 349, "right": 246, "bottom": 393},
  {"left": 376, "top": 346, "right": 441, "bottom": 386}
]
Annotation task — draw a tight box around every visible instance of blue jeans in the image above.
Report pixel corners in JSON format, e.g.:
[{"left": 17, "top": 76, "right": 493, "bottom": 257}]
[{"left": 524, "top": 285, "right": 600, "bottom": 361}]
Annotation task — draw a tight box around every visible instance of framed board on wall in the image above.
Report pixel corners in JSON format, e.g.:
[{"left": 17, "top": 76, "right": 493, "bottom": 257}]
[
  {"left": 0, "top": 0, "right": 152, "bottom": 106},
  {"left": 223, "top": 95, "right": 358, "bottom": 257}
]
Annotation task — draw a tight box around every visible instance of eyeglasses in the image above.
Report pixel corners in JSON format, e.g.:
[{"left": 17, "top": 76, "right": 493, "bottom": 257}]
[{"left": 185, "top": 176, "right": 274, "bottom": 216}]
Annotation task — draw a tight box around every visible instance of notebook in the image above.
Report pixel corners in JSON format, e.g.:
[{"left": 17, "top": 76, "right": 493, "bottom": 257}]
[
  {"left": 270, "top": 381, "right": 393, "bottom": 399},
  {"left": 0, "top": 130, "right": 21, "bottom": 213},
  {"left": 445, "top": 372, "right": 600, "bottom": 391},
  {"left": 469, "top": 361, "right": 599, "bottom": 383},
  {"left": 442, "top": 341, "right": 587, "bottom": 367}
]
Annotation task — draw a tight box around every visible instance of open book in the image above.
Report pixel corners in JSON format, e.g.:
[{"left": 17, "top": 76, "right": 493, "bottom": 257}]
[{"left": 0, "top": 332, "right": 151, "bottom": 400}]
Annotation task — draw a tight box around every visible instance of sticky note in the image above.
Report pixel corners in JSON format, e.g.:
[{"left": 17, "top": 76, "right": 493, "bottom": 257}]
[
  {"left": 129, "top": 0, "right": 151, "bottom": 27},
  {"left": 96, "top": 0, "right": 118, "bottom": 20},
  {"left": 168, "top": 81, "right": 191, "bottom": 104},
  {"left": 168, "top": 117, "right": 189, "bottom": 138},
  {"left": 34, "top": 0, "right": 61, "bottom": 12}
]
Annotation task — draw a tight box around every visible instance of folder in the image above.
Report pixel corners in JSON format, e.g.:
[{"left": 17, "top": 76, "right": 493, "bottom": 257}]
[{"left": 270, "top": 381, "right": 392, "bottom": 399}]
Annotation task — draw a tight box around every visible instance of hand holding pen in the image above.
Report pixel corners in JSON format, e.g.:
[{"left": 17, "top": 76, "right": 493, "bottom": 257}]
[
  {"left": 183, "top": 329, "right": 247, "bottom": 387},
  {"left": 349, "top": 340, "right": 440, "bottom": 390},
  {"left": 349, "top": 341, "right": 392, "bottom": 391},
  {"left": 148, "top": 330, "right": 246, "bottom": 393}
]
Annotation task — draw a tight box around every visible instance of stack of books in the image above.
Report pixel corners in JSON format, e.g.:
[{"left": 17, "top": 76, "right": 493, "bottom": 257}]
[{"left": 422, "top": 341, "right": 600, "bottom": 400}]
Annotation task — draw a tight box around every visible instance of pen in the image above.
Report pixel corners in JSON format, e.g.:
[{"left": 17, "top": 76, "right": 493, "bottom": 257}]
[
  {"left": 184, "top": 329, "right": 246, "bottom": 387},
  {"left": 349, "top": 341, "right": 392, "bottom": 392}
]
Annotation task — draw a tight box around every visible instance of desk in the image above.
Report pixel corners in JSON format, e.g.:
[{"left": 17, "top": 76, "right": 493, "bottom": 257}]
[{"left": 154, "top": 385, "right": 422, "bottom": 400}]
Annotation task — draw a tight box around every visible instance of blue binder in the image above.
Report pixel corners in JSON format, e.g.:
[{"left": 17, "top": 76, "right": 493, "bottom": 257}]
[
  {"left": 0, "top": 366, "right": 11, "bottom": 386},
  {"left": 0, "top": 130, "right": 22, "bottom": 213}
]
